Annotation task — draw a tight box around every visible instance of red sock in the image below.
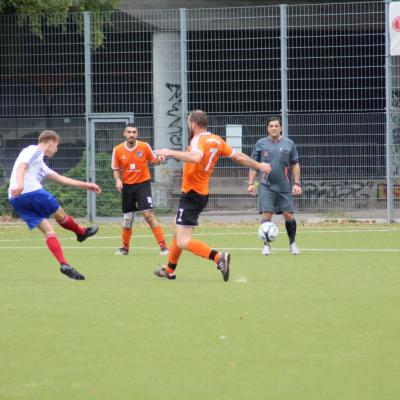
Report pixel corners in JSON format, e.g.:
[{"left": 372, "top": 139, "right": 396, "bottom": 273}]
[
  {"left": 57, "top": 215, "right": 85, "bottom": 236},
  {"left": 46, "top": 234, "right": 68, "bottom": 265}
]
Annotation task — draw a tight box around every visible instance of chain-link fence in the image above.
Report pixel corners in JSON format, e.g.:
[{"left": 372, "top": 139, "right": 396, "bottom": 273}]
[{"left": 0, "top": 2, "right": 398, "bottom": 221}]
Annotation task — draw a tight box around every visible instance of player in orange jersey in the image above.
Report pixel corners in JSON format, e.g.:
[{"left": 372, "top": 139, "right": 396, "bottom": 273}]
[
  {"left": 112, "top": 123, "right": 169, "bottom": 256},
  {"left": 153, "top": 110, "right": 271, "bottom": 282}
]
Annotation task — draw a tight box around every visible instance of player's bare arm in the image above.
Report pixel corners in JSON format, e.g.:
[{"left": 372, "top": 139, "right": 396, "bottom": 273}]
[
  {"left": 47, "top": 173, "right": 101, "bottom": 194},
  {"left": 10, "top": 162, "right": 28, "bottom": 197},
  {"left": 151, "top": 155, "right": 166, "bottom": 165},
  {"left": 232, "top": 152, "right": 271, "bottom": 174},
  {"left": 291, "top": 163, "right": 302, "bottom": 195},
  {"left": 155, "top": 148, "right": 202, "bottom": 163},
  {"left": 113, "top": 169, "right": 123, "bottom": 192},
  {"left": 247, "top": 168, "right": 258, "bottom": 196}
]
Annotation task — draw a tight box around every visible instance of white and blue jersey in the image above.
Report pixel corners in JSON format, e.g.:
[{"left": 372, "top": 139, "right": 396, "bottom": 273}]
[
  {"left": 8, "top": 145, "right": 60, "bottom": 229},
  {"left": 8, "top": 145, "right": 55, "bottom": 199}
]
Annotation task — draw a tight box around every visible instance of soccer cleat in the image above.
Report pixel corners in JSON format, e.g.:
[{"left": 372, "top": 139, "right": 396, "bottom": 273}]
[
  {"left": 159, "top": 247, "right": 170, "bottom": 256},
  {"left": 115, "top": 246, "right": 129, "bottom": 256},
  {"left": 60, "top": 264, "right": 85, "bottom": 280},
  {"left": 217, "top": 252, "right": 230, "bottom": 282},
  {"left": 290, "top": 242, "right": 300, "bottom": 255},
  {"left": 153, "top": 267, "right": 176, "bottom": 280},
  {"left": 262, "top": 242, "right": 271, "bottom": 256},
  {"left": 77, "top": 225, "right": 99, "bottom": 242}
]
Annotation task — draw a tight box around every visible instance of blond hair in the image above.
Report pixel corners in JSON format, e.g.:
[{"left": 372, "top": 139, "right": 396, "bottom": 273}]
[{"left": 38, "top": 130, "right": 60, "bottom": 144}]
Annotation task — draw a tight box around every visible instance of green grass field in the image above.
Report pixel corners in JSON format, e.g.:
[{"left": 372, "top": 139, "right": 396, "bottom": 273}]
[{"left": 1, "top": 221, "right": 400, "bottom": 400}]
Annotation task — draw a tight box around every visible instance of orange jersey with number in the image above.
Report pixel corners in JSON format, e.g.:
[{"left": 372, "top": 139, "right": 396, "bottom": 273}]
[
  {"left": 182, "top": 132, "right": 235, "bottom": 195},
  {"left": 111, "top": 141, "right": 157, "bottom": 184}
]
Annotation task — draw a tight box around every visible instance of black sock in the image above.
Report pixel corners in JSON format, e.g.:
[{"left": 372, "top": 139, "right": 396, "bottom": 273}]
[
  {"left": 167, "top": 262, "right": 177, "bottom": 271},
  {"left": 209, "top": 250, "right": 218, "bottom": 261},
  {"left": 285, "top": 219, "right": 297, "bottom": 244}
]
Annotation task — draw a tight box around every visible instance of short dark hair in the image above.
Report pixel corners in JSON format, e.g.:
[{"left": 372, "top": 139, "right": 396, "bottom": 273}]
[
  {"left": 125, "top": 123, "right": 137, "bottom": 129},
  {"left": 188, "top": 110, "right": 208, "bottom": 129},
  {"left": 38, "top": 130, "right": 60, "bottom": 143},
  {"left": 267, "top": 116, "right": 282, "bottom": 126}
]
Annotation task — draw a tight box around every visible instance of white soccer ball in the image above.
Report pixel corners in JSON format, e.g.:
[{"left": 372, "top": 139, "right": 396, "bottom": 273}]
[{"left": 258, "top": 222, "right": 279, "bottom": 242}]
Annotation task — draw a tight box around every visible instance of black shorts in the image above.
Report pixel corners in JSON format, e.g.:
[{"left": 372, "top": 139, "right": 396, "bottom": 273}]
[
  {"left": 122, "top": 180, "right": 154, "bottom": 213},
  {"left": 176, "top": 190, "right": 209, "bottom": 227}
]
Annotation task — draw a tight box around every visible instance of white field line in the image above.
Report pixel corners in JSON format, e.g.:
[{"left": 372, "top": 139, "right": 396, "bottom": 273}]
[
  {"left": 1, "top": 246, "right": 400, "bottom": 253},
  {"left": 0, "top": 228, "right": 399, "bottom": 243}
]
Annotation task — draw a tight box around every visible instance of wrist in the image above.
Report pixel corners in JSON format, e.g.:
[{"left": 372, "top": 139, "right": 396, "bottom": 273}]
[
  {"left": 293, "top": 182, "right": 301, "bottom": 187},
  {"left": 248, "top": 183, "right": 254, "bottom": 186}
]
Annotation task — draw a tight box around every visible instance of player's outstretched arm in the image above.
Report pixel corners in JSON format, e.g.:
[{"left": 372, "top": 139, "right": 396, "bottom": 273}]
[
  {"left": 151, "top": 155, "right": 166, "bottom": 165},
  {"left": 47, "top": 173, "right": 101, "bottom": 194},
  {"left": 155, "top": 148, "right": 202, "bottom": 164},
  {"left": 231, "top": 152, "right": 271, "bottom": 174}
]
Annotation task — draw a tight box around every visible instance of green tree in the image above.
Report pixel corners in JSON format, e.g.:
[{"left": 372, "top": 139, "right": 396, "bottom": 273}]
[
  {"left": 0, "top": 179, "right": 13, "bottom": 217},
  {"left": 46, "top": 151, "right": 120, "bottom": 217},
  {"left": 0, "top": 151, "right": 121, "bottom": 219},
  {"left": 0, "top": 0, "right": 119, "bottom": 48}
]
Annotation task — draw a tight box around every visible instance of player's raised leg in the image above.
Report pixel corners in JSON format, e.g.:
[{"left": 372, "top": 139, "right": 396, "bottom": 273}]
[
  {"left": 37, "top": 219, "right": 85, "bottom": 280},
  {"left": 53, "top": 207, "right": 98, "bottom": 242},
  {"left": 176, "top": 225, "right": 230, "bottom": 282}
]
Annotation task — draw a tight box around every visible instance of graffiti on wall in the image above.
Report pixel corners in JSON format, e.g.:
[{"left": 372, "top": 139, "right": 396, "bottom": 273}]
[
  {"left": 302, "top": 181, "right": 374, "bottom": 209},
  {"left": 165, "top": 82, "right": 182, "bottom": 150}
]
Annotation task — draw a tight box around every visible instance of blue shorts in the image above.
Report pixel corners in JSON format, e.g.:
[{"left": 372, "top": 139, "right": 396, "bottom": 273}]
[{"left": 9, "top": 189, "right": 60, "bottom": 230}]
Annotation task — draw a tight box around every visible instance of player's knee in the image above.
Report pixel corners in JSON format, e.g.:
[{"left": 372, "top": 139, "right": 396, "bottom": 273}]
[
  {"left": 122, "top": 212, "right": 135, "bottom": 229},
  {"left": 144, "top": 212, "right": 155, "bottom": 225},
  {"left": 176, "top": 237, "right": 188, "bottom": 249}
]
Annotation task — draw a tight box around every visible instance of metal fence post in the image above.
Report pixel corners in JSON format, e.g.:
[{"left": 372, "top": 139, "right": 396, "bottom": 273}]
[
  {"left": 84, "top": 12, "right": 95, "bottom": 222},
  {"left": 180, "top": 8, "right": 188, "bottom": 149},
  {"left": 280, "top": 4, "right": 288, "bottom": 137},
  {"left": 385, "top": 1, "right": 393, "bottom": 222}
]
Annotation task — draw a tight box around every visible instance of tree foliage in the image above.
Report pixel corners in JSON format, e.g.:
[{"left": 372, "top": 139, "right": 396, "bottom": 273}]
[
  {"left": 46, "top": 151, "right": 121, "bottom": 217},
  {"left": 0, "top": 0, "right": 119, "bottom": 48},
  {"left": 0, "top": 152, "right": 121, "bottom": 218}
]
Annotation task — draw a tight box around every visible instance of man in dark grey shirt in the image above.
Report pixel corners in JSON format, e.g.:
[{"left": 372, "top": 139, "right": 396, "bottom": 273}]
[{"left": 248, "top": 116, "right": 302, "bottom": 255}]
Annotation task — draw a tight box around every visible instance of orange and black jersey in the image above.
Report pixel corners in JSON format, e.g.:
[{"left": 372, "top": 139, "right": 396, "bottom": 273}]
[
  {"left": 112, "top": 141, "right": 157, "bottom": 185},
  {"left": 182, "top": 132, "right": 235, "bottom": 195}
]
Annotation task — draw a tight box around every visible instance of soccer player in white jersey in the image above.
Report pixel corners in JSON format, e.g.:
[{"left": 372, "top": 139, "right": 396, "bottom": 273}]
[{"left": 8, "top": 130, "right": 101, "bottom": 280}]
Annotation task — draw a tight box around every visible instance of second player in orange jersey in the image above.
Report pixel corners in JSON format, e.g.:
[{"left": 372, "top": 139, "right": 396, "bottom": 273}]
[
  {"left": 153, "top": 109, "right": 271, "bottom": 282},
  {"left": 112, "top": 123, "right": 169, "bottom": 256}
]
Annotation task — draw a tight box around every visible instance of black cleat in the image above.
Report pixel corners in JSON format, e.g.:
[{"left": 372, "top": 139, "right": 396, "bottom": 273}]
[
  {"left": 153, "top": 267, "right": 176, "bottom": 280},
  {"left": 115, "top": 246, "right": 129, "bottom": 256},
  {"left": 217, "top": 252, "right": 230, "bottom": 282},
  {"left": 77, "top": 225, "right": 99, "bottom": 242},
  {"left": 60, "top": 264, "right": 85, "bottom": 280}
]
